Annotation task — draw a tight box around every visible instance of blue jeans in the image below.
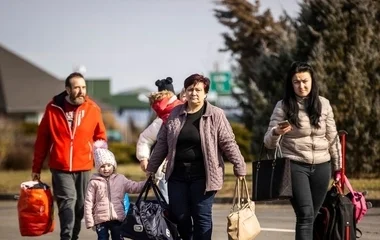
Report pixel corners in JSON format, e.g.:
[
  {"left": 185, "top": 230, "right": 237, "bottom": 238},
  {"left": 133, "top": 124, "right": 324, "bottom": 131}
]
[
  {"left": 168, "top": 174, "right": 216, "bottom": 240},
  {"left": 290, "top": 161, "right": 331, "bottom": 240},
  {"left": 95, "top": 220, "right": 123, "bottom": 240}
]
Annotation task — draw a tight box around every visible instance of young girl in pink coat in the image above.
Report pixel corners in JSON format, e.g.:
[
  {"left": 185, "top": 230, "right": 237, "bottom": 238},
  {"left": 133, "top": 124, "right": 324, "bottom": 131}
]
[{"left": 84, "top": 141, "right": 145, "bottom": 240}]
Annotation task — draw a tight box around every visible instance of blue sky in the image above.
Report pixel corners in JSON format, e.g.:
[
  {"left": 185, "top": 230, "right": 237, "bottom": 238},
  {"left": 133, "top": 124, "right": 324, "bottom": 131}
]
[{"left": 0, "top": 0, "right": 299, "bottom": 94}]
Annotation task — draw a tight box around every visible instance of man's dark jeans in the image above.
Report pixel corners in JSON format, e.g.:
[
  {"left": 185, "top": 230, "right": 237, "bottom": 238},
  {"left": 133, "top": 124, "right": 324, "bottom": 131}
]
[
  {"left": 51, "top": 169, "right": 90, "bottom": 240},
  {"left": 290, "top": 161, "right": 331, "bottom": 240},
  {"left": 95, "top": 220, "right": 123, "bottom": 240},
  {"left": 168, "top": 173, "right": 216, "bottom": 240}
]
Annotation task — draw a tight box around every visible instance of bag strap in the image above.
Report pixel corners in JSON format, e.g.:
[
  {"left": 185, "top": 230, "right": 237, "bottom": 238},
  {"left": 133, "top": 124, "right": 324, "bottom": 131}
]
[
  {"left": 356, "top": 228, "right": 362, "bottom": 238},
  {"left": 333, "top": 182, "right": 344, "bottom": 195},
  {"left": 151, "top": 178, "right": 169, "bottom": 206},
  {"left": 258, "top": 143, "right": 266, "bottom": 161},
  {"left": 241, "top": 177, "right": 251, "bottom": 202},
  {"left": 258, "top": 136, "right": 283, "bottom": 161},
  {"left": 274, "top": 140, "right": 283, "bottom": 158},
  {"left": 135, "top": 176, "right": 155, "bottom": 205},
  {"left": 136, "top": 175, "right": 169, "bottom": 208},
  {"left": 343, "top": 175, "right": 355, "bottom": 195},
  {"left": 231, "top": 178, "right": 241, "bottom": 209},
  {"left": 231, "top": 177, "right": 251, "bottom": 211}
]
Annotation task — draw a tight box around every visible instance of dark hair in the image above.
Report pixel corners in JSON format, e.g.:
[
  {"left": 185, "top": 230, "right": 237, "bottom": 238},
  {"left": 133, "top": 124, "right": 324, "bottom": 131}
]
[
  {"left": 184, "top": 74, "right": 210, "bottom": 93},
  {"left": 65, "top": 72, "right": 84, "bottom": 88},
  {"left": 155, "top": 77, "right": 174, "bottom": 93},
  {"left": 283, "top": 61, "right": 321, "bottom": 128}
]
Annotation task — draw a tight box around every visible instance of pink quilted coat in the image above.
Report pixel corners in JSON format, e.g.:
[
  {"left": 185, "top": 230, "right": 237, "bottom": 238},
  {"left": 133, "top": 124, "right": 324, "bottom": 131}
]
[{"left": 84, "top": 173, "right": 145, "bottom": 228}]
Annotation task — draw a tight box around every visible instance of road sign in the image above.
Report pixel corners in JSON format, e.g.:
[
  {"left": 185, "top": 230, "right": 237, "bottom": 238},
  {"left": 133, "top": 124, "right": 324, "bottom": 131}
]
[{"left": 210, "top": 71, "right": 231, "bottom": 94}]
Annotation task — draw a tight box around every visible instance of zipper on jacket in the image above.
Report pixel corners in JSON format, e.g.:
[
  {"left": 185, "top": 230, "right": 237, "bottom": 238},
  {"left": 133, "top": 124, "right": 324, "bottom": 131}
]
[
  {"left": 49, "top": 143, "right": 54, "bottom": 153},
  {"left": 106, "top": 178, "right": 113, "bottom": 220},
  {"left": 52, "top": 104, "right": 80, "bottom": 172},
  {"left": 69, "top": 141, "right": 73, "bottom": 171},
  {"left": 199, "top": 115, "right": 209, "bottom": 195},
  {"left": 71, "top": 111, "right": 79, "bottom": 172},
  {"left": 166, "top": 116, "right": 186, "bottom": 180}
]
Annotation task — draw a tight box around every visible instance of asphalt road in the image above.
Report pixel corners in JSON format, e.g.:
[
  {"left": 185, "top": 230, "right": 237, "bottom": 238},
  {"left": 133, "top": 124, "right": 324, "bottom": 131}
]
[{"left": 1, "top": 201, "right": 379, "bottom": 240}]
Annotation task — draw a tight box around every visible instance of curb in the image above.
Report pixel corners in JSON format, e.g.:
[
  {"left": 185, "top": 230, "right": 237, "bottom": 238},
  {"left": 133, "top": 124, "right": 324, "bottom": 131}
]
[{"left": 3, "top": 194, "right": 380, "bottom": 207}]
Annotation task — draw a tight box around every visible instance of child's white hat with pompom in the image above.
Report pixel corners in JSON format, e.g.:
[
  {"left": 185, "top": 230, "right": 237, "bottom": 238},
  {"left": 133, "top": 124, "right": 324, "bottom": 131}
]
[{"left": 93, "top": 140, "right": 116, "bottom": 171}]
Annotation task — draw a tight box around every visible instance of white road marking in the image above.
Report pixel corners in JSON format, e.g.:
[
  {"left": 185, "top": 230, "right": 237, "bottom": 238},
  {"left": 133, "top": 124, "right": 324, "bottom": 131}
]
[{"left": 261, "top": 227, "right": 295, "bottom": 233}]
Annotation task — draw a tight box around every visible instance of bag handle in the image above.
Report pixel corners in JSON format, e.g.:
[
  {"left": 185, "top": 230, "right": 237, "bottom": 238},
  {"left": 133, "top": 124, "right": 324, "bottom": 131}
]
[
  {"left": 135, "top": 176, "right": 168, "bottom": 207},
  {"left": 338, "top": 130, "right": 347, "bottom": 188},
  {"left": 333, "top": 182, "right": 344, "bottom": 195},
  {"left": 240, "top": 177, "right": 251, "bottom": 202},
  {"left": 274, "top": 141, "right": 283, "bottom": 159},
  {"left": 258, "top": 137, "right": 283, "bottom": 161},
  {"left": 151, "top": 178, "right": 169, "bottom": 206},
  {"left": 231, "top": 178, "right": 241, "bottom": 209},
  {"left": 342, "top": 175, "right": 355, "bottom": 195},
  {"left": 135, "top": 177, "right": 152, "bottom": 204},
  {"left": 231, "top": 177, "right": 251, "bottom": 211}
]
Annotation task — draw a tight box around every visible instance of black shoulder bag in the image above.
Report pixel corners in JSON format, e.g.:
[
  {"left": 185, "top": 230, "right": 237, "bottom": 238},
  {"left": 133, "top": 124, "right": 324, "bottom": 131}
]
[
  {"left": 252, "top": 141, "right": 292, "bottom": 201},
  {"left": 120, "top": 176, "right": 178, "bottom": 240}
]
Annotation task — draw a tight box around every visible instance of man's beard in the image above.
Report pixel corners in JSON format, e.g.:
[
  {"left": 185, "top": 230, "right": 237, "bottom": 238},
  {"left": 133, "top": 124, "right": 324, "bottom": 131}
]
[{"left": 69, "top": 93, "right": 86, "bottom": 105}]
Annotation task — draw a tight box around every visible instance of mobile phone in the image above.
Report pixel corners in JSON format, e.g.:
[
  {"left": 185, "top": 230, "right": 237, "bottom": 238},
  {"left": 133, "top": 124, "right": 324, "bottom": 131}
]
[{"left": 278, "top": 120, "right": 290, "bottom": 128}]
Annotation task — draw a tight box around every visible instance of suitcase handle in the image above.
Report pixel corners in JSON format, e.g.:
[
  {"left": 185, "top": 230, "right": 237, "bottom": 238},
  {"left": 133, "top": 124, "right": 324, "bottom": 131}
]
[{"left": 338, "top": 130, "right": 348, "bottom": 189}]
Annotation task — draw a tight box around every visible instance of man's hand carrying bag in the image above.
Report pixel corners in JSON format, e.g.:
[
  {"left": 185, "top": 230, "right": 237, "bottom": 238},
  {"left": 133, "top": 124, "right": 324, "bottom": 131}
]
[{"left": 227, "top": 177, "right": 261, "bottom": 240}]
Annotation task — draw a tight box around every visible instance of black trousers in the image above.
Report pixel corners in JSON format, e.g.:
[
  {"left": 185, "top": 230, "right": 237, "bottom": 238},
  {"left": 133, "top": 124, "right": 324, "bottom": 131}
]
[{"left": 290, "top": 160, "right": 331, "bottom": 240}]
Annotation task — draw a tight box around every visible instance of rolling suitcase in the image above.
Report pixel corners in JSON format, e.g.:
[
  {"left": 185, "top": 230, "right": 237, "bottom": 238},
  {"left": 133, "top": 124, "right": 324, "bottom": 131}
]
[
  {"left": 340, "top": 131, "right": 372, "bottom": 224},
  {"left": 314, "top": 130, "right": 372, "bottom": 239}
]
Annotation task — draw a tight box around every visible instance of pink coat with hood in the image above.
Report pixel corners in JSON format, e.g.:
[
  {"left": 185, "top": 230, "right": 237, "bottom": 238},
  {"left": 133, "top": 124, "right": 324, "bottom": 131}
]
[
  {"left": 84, "top": 173, "right": 145, "bottom": 228},
  {"left": 84, "top": 140, "right": 145, "bottom": 228}
]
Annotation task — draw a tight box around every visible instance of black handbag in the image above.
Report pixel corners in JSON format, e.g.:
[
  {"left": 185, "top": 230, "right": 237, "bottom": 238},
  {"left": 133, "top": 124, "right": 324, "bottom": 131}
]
[
  {"left": 120, "top": 176, "right": 178, "bottom": 240},
  {"left": 252, "top": 143, "right": 292, "bottom": 201}
]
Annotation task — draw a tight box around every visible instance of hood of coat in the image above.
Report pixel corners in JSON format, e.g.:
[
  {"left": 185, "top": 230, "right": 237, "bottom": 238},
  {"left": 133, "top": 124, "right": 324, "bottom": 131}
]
[
  {"left": 52, "top": 91, "right": 90, "bottom": 108},
  {"left": 150, "top": 93, "right": 183, "bottom": 122}
]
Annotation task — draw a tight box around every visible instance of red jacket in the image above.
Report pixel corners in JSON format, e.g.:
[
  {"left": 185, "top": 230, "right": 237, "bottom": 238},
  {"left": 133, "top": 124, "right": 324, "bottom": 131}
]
[{"left": 32, "top": 91, "right": 107, "bottom": 173}]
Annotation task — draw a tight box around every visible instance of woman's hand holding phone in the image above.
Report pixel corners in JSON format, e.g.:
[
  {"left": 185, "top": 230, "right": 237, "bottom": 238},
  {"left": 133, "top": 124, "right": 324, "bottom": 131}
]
[{"left": 274, "top": 120, "right": 292, "bottom": 135}]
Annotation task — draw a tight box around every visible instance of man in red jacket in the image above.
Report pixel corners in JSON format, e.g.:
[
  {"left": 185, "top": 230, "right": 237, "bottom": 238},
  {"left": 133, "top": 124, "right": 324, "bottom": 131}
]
[{"left": 31, "top": 72, "right": 107, "bottom": 240}]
